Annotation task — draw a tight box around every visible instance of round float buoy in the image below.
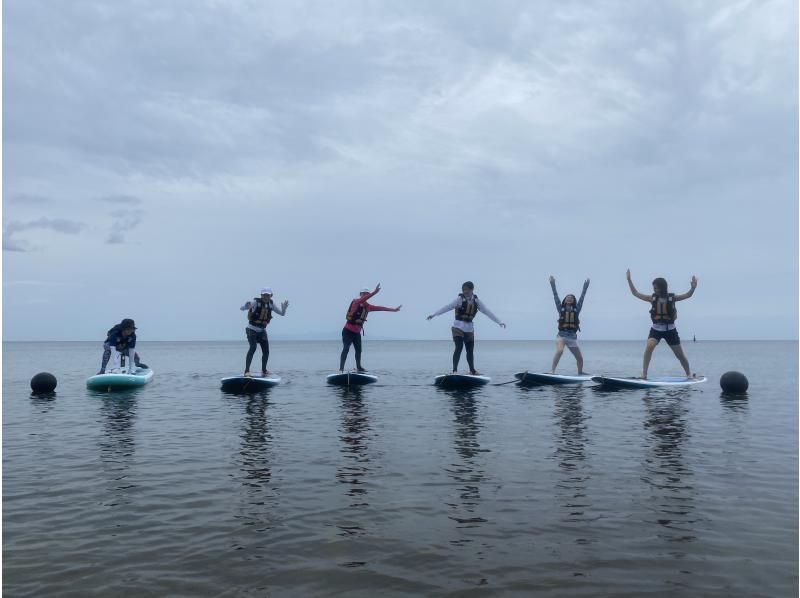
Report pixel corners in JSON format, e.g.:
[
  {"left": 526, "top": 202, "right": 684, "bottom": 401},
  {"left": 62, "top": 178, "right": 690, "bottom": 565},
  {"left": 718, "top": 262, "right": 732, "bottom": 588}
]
[
  {"left": 720, "top": 371, "right": 748, "bottom": 394},
  {"left": 30, "top": 372, "right": 57, "bottom": 393}
]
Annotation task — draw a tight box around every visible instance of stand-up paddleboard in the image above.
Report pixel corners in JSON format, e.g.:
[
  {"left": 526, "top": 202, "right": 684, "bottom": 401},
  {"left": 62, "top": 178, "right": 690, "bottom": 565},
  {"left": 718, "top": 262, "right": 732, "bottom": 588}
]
[
  {"left": 434, "top": 373, "right": 491, "bottom": 389},
  {"left": 591, "top": 375, "right": 707, "bottom": 389},
  {"left": 515, "top": 372, "right": 593, "bottom": 386},
  {"left": 221, "top": 375, "right": 281, "bottom": 393},
  {"left": 327, "top": 372, "right": 378, "bottom": 386},
  {"left": 86, "top": 367, "right": 154, "bottom": 391}
]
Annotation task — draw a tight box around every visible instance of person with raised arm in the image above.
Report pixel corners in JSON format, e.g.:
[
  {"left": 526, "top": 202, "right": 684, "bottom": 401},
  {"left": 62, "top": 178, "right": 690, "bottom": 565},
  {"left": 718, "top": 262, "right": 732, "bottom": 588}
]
[
  {"left": 626, "top": 269, "right": 698, "bottom": 379},
  {"left": 427, "top": 281, "right": 506, "bottom": 375},
  {"left": 340, "top": 283, "right": 402, "bottom": 373},
  {"left": 549, "top": 276, "right": 590, "bottom": 374}
]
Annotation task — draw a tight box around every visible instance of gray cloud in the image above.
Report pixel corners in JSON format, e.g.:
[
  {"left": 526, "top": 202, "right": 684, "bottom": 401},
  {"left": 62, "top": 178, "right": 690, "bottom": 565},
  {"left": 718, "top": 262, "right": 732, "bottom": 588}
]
[
  {"left": 105, "top": 209, "right": 143, "bottom": 245},
  {"left": 3, "top": 217, "right": 86, "bottom": 252},
  {"left": 97, "top": 194, "right": 143, "bottom": 205}
]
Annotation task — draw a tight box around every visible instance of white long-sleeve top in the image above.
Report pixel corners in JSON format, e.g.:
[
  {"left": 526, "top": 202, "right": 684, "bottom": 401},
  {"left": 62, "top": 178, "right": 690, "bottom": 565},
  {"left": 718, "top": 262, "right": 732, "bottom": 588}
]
[
  {"left": 240, "top": 299, "right": 287, "bottom": 332},
  {"left": 431, "top": 295, "right": 502, "bottom": 334}
]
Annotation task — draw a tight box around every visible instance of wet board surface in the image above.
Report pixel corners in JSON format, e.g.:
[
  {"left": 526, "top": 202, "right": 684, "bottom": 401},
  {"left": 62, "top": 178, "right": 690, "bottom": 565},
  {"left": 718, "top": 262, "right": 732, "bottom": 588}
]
[
  {"left": 434, "top": 374, "right": 491, "bottom": 389},
  {"left": 591, "top": 375, "right": 707, "bottom": 389},
  {"left": 515, "top": 372, "right": 593, "bottom": 386},
  {"left": 326, "top": 372, "right": 378, "bottom": 386},
  {"left": 86, "top": 368, "right": 154, "bottom": 390},
  {"left": 220, "top": 375, "right": 281, "bottom": 392}
]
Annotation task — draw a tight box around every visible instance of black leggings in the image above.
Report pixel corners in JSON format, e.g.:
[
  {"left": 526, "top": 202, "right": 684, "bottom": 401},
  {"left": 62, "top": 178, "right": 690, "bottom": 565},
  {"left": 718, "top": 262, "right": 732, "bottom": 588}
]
[
  {"left": 453, "top": 336, "right": 475, "bottom": 372},
  {"left": 245, "top": 328, "right": 269, "bottom": 372},
  {"left": 340, "top": 328, "right": 363, "bottom": 370}
]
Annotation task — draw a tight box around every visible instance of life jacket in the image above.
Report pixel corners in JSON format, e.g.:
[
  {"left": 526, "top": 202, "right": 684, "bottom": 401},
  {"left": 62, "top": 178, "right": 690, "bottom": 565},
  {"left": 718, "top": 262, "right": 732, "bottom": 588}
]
[
  {"left": 650, "top": 293, "right": 677, "bottom": 324},
  {"left": 248, "top": 298, "right": 273, "bottom": 328},
  {"left": 558, "top": 306, "right": 580, "bottom": 331},
  {"left": 106, "top": 325, "right": 135, "bottom": 351},
  {"left": 346, "top": 300, "right": 368, "bottom": 327},
  {"left": 455, "top": 293, "right": 478, "bottom": 322}
]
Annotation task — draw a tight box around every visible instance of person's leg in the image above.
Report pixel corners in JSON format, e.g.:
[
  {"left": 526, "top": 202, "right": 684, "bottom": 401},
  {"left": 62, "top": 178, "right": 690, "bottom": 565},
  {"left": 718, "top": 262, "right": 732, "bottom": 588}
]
[
  {"left": 465, "top": 333, "right": 477, "bottom": 374},
  {"left": 642, "top": 336, "right": 659, "bottom": 379},
  {"left": 340, "top": 329, "right": 354, "bottom": 371},
  {"left": 666, "top": 332, "right": 692, "bottom": 376},
  {"left": 99, "top": 342, "right": 112, "bottom": 374},
  {"left": 567, "top": 345, "right": 584, "bottom": 374},
  {"left": 260, "top": 332, "right": 270, "bottom": 374},
  {"left": 354, "top": 333, "right": 365, "bottom": 370},
  {"left": 550, "top": 337, "right": 566, "bottom": 373},
  {"left": 245, "top": 329, "right": 258, "bottom": 374},
  {"left": 452, "top": 330, "right": 464, "bottom": 372}
]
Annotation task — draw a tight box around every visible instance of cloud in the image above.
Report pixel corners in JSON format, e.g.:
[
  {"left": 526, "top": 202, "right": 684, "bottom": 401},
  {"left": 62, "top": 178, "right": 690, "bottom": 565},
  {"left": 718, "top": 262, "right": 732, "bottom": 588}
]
[
  {"left": 105, "top": 209, "right": 144, "bottom": 245},
  {"left": 3, "top": 216, "right": 86, "bottom": 251},
  {"left": 4, "top": 192, "right": 52, "bottom": 204},
  {"left": 97, "top": 194, "right": 143, "bottom": 205}
]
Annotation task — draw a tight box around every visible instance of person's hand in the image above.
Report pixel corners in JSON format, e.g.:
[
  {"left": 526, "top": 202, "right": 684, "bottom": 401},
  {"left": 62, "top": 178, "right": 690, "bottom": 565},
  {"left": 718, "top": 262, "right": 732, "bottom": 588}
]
[
  {"left": 426, "top": 315, "right": 434, "bottom": 320},
  {"left": 690, "top": 275, "right": 698, "bottom": 288},
  {"left": 282, "top": 300, "right": 289, "bottom": 310},
  {"left": 499, "top": 322, "right": 507, "bottom": 329},
  {"left": 394, "top": 305, "right": 402, "bottom": 312},
  {"left": 585, "top": 278, "right": 590, "bottom": 286},
  {"left": 549, "top": 275, "right": 555, "bottom": 284},
  {"left": 374, "top": 283, "right": 381, "bottom": 293},
  {"left": 626, "top": 269, "right": 632, "bottom": 281}
]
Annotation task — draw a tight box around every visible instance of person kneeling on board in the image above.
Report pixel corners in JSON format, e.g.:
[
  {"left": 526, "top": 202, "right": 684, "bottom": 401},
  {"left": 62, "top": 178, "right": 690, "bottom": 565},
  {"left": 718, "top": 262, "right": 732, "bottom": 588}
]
[
  {"left": 626, "top": 270, "right": 697, "bottom": 379},
  {"left": 98, "top": 318, "right": 146, "bottom": 374},
  {"left": 427, "top": 281, "right": 506, "bottom": 375},
  {"left": 241, "top": 288, "right": 289, "bottom": 377},
  {"left": 549, "top": 276, "right": 590, "bottom": 374},
  {"left": 340, "top": 283, "right": 402, "bottom": 373}
]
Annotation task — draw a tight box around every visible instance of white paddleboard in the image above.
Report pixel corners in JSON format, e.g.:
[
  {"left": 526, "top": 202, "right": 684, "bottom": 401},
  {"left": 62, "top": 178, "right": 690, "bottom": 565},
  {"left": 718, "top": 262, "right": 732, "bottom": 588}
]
[
  {"left": 86, "top": 367, "right": 154, "bottom": 390},
  {"left": 592, "top": 375, "right": 707, "bottom": 389},
  {"left": 515, "top": 372, "right": 593, "bottom": 385},
  {"left": 221, "top": 375, "right": 281, "bottom": 392}
]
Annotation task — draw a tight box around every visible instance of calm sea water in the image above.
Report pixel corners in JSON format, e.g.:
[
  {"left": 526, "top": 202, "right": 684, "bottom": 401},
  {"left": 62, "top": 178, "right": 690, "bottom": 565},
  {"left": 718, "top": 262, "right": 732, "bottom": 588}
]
[{"left": 3, "top": 340, "right": 798, "bottom": 597}]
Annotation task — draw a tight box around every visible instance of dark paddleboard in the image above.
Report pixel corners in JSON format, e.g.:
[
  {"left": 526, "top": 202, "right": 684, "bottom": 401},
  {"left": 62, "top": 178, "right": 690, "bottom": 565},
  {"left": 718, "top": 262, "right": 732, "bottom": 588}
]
[
  {"left": 591, "top": 375, "right": 707, "bottom": 389},
  {"left": 515, "top": 372, "right": 593, "bottom": 386},
  {"left": 221, "top": 375, "right": 281, "bottom": 392},
  {"left": 434, "top": 373, "right": 491, "bottom": 389},
  {"left": 327, "top": 372, "right": 378, "bottom": 386}
]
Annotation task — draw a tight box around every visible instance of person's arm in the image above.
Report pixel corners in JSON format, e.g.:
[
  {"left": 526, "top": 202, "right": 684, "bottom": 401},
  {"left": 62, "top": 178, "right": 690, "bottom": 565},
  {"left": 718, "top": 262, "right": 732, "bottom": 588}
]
[
  {"left": 240, "top": 301, "right": 252, "bottom": 311},
  {"left": 367, "top": 304, "right": 402, "bottom": 313},
  {"left": 354, "top": 283, "right": 382, "bottom": 306},
  {"left": 427, "top": 298, "right": 460, "bottom": 319},
  {"left": 272, "top": 300, "right": 289, "bottom": 316},
  {"left": 674, "top": 276, "right": 698, "bottom": 301},
  {"left": 576, "top": 278, "right": 590, "bottom": 313},
  {"left": 626, "top": 269, "right": 651, "bottom": 302},
  {"left": 475, "top": 298, "right": 506, "bottom": 328},
  {"left": 549, "top": 276, "right": 561, "bottom": 311}
]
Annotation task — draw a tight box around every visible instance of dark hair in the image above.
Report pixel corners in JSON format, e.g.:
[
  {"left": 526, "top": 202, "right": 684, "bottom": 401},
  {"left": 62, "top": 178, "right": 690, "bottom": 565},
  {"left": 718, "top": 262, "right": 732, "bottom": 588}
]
[
  {"left": 120, "top": 318, "right": 136, "bottom": 330},
  {"left": 462, "top": 281, "right": 474, "bottom": 291},
  {"left": 561, "top": 294, "right": 576, "bottom": 307},
  {"left": 651, "top": 278, "right": 668, "bottom": 297}
]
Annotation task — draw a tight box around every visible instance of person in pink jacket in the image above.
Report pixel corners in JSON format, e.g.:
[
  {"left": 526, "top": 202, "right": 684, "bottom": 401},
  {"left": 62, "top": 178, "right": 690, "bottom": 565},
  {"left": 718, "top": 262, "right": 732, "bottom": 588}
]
[{"left": 340, "top": 283, "right": 402, "bottom": 372}]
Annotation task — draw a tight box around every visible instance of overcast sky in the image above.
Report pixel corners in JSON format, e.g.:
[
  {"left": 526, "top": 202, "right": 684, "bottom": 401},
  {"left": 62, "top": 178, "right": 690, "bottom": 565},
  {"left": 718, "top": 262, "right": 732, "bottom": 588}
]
[{"left": 3, "top": 0, "right": 798, "bottom": 341}]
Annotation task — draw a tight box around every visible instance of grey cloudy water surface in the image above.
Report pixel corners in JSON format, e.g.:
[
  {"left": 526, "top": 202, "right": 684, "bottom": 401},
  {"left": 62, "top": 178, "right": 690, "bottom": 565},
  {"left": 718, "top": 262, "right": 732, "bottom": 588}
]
[{"left": 3, "top": 340, "right": 798, "bottom": 596}]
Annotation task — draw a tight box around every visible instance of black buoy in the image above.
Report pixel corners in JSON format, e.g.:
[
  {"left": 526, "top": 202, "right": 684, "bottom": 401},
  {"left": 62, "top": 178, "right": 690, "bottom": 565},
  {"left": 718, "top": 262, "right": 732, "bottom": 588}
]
[
  {"left": 720, "top": 371, "right": 748, "bottom": 394},
  {"left": 30, "top": 372, "right": 57, "bottom": 393}
]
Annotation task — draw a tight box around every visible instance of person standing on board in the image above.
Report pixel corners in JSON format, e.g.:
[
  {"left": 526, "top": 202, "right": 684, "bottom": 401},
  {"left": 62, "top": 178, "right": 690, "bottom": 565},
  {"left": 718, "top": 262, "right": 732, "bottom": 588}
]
[
  {"left": 549, "top": 276, "right": 590, "bottom": 374},
  {"left": 427, "top": 281, "right": 506, "bottom": 375},
  {"left": 97, "top": 318, "right": 147, "bottom": 374},
  {"left": 626, "top": 269, "right": 697, "bottom": 379},
  {"left": 240, "top": 287, "right": 289, "bottom": 377},
  {"left": 340, "top": 283, "right": 402, "bottom": 372}
]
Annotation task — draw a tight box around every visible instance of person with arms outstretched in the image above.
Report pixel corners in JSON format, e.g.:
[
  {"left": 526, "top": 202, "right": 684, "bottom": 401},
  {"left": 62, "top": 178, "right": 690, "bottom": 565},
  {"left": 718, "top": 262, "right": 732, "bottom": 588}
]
[
  {"left": 427, "top": 281, "right": 506, "bottom": 375},
  {"left": 626, "top": 269, "right": 697, "bottom": 379},
  {"left": 340, "top": 283, "right": 402, "bottom": 372},
  {"left": 240, "top": 287, "right": 289, "bottom": 377},
  {"left": 549, "top": 276, "right": 590, "bottom": 374}
]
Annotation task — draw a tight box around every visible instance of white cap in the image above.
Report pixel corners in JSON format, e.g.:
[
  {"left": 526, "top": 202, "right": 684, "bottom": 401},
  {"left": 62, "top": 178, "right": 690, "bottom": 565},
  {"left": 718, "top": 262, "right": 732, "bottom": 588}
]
[
  {"left": 359, "top": 287, "right": 370, "bottom": 294},
  {"left": 260, "top": 287, "right": 273, "bottom": 295}
]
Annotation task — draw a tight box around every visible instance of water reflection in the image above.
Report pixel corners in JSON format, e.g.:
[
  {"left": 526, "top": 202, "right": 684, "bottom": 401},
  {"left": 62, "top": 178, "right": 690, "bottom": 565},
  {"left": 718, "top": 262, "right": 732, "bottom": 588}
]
[
  {"left": 336, "top": 387, "right": 372, "bottom": 538},
  {"left": 641, "top": 390, "right": 697, "bottom": 547},
  {"left": 29, "top": 391, "right": 57, "bottom": 412},
  {"left": 720, "top": 392, "right": 749, "bottom": 413},
  {"left": 444, "top": 389, "right": 488, "bottom": 541},
  {"left": 96, "top": 392, "right": 138, "bottom": 506},
  {"left": 552, "top": 386, "right": 593, "bottom": 529}
]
